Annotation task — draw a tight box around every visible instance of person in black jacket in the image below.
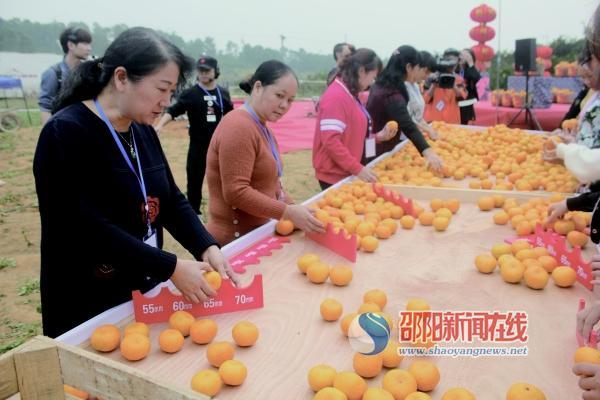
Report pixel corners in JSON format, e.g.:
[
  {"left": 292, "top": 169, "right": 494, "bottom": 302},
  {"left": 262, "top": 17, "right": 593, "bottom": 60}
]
[
  {"left": 457, "top": 48, "right": 481, "bottom": 125},
  {"left": 34, "top": 28, "right": 239, "bottom": 338},
  {"left": 154, "top": 56, "right": 233, "bottom": 215},
  {"left": 366, "top": 45, "right": 443, "bottom": 170}
]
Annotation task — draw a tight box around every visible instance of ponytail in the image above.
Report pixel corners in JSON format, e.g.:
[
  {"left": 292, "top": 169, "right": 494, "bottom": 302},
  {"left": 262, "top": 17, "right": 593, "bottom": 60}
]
[
  {"left": 53, "top": 57, "right": 109, "bottom": 112},
  {"left": 338, "top": 48, "right": 382, "bottom": 97}
]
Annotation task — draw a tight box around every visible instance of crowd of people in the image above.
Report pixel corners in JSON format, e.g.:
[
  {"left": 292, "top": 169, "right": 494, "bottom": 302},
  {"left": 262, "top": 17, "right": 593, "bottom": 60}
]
[{"left": 33, "top": 7, "right": 600, "bottom": 398}]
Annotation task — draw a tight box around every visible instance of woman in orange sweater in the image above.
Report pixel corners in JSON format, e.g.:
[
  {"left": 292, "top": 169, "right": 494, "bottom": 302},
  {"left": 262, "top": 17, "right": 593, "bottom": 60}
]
[{"left": 206, "top": 60, "right": 325, "bottom": 245}]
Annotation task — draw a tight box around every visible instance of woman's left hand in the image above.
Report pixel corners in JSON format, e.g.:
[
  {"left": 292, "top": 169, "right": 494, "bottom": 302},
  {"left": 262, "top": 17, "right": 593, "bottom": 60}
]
[{"left": 202, "top": 245, "right": 241, "bottom": 287}]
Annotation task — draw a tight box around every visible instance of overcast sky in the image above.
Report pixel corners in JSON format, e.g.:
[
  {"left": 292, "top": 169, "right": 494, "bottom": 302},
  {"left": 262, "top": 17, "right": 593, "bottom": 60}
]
[{"left": 3, "top": 0, "right": 598, "bottom": 58}]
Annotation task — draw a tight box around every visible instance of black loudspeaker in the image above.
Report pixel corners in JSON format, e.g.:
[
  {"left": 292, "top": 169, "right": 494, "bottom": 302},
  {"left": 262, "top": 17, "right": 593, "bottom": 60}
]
[{"left": 514, "top": 38, "right": 537, "bottom": 72}]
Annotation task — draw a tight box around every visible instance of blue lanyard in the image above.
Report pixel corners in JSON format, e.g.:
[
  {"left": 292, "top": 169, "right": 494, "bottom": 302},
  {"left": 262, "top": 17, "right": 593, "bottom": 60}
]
[
  {"left": 244, "top": 102, "right": 283, "bottom": 177},
  {"left": 198, "top": 84, "right": 223, "bottom": 117},
  {"left": 93, "top": 99, "right": 153, "bottom": 235},
  {"left": 356, "top": 100, "right": 373, "bottom": 137}
]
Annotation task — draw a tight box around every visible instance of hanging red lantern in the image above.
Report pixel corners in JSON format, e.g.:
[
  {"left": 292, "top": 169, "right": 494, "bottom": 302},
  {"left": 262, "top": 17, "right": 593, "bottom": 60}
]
[
  {"left": 472, "top": 44, "right": 495, "bottom": 62},
  {"left": 470, "top": 4, "right": 497, "bottom": 23},
  {"left": 536, "top": 46, "right": 553, "bottom": 59},
  {"left": 469, "top": 24, "right": 496, "bottom": 42}
]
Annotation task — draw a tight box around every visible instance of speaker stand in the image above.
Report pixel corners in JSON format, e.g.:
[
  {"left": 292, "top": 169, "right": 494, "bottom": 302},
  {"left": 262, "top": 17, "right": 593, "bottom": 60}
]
[{"left": 508, "top": 71, "right": 542, "bottom": 131}]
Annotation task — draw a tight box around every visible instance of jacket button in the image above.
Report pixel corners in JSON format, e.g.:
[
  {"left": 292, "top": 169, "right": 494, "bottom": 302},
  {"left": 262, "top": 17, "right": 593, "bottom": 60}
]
[
  {"left": 233, "top": 219, "right": 239, "bottom": 225},
  {"left": 232, "top": 206, "right": 237, "bottom": 210},
  {"left": 234, "top": 232, "right": 240, "bottom": 238},
  {"left": 593, "top": 229, "right": 598, "bottom": 234}
]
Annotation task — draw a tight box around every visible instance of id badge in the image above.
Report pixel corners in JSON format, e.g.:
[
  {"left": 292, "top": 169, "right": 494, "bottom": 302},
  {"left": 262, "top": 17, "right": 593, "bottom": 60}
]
[
  {"left": 436, "top": 100, "right": 445, "bottom": 111},
  {"left": 144, "top": 229, "right": 157, "bottom": 248},
  {"left": 365, "top": 137, "right": 376, "bottom": 158},
  {"left": 206, "top": 114, "right": 217, "bottom": 122}
]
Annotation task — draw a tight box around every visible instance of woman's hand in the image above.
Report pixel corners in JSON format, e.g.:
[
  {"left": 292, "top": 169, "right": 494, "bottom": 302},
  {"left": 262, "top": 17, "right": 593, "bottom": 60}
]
[
  {"left": 573, "top": 363, "right": 600, "bottom": 398},
  {"left": 170, "top": 259, "right": 216, "bottom": 303},
  {"left": 202, "top": 245, "right": 241, "bottom": 287},
  {"left": 546, "top": 200, "right": 568, "bottom": 225},
  {"left": 577, "top": 300, "right": 600, "bottom": 346},
  {"left": 423, "top": 148, "right": 443, "bottom": 172},
  {"left": 283, "top": 205, "right": 326, "bottom": 234},
  {"left": 357, "top": 167, "right": 378, "bottom": 183}
]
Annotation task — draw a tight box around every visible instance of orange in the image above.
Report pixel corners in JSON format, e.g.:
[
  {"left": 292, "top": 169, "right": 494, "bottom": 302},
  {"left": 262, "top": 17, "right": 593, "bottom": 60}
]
[
  {"left": 190, "top": 369, "right": 223, "bottom": 397},
  {"left": 321, "top": 298, "right": 344, "bottom": 322},
  {"left": 361, "top": 236, "right": 379, "bottom": 252},
  {"left": 498, "top": 254, "right": 517, "bottom": 267},
  {"left": 204, "top": 270, "right": 222, "bottom": 291},
  {"left": 515, "top": 249, "right": 536, "bottom": 261},
  {"left": 382, "top": 340, "right": 403, "bottom": 368},
  {"left": 190, "top": 318, "right": 218, "bottom": 344},
  {"left": 400, "top": 215, "right": 416, "bottom": 229},
  {"left": 441, "top": 388, "right": 476, "bottom": 400},
  {"left": 363, "top": 388, "right": 395, "bottom": 400},
  {"left": 333, "top": 371, "right": 367, "bottom": 400},
  {"left": 501, "top": 259, "right": 525, "bottom": 284},
  {"left": 386, "top": 120, "right": 399, "bottom": 131},
  {"left": 358, "top": 302, "right": 381, "bottom": 313},
  {"left": 491, "top": 243, "right": 512, "bottom": 259},
  {"left": 307, "top": 261, "right": 330, "bottom": 284},
  {"left": 357, "top": 222, "right": 375, "bottom": 237},
  {"left": 433, "top": 216, "right": 450, "bottom": 232},
  {"left": 381, "top": 218, "right": 399, "bottom": 234},
  {"left": 475, "top": 254, "right": 497, "bottom": 274},
  {"left": 308, "top": 364, "right": 337, "bottom": 392},
  {"left": 406, "top": 394, "right": 432, "bottom": 400},
  {"left": 298, "top": 253, "right": 321, "bottom": 274},
  {"left": 158, "top": 328, "right": 184, "bottom": 353},
  {"left": 511, "top": 240, "right": 532, "bottom": 254},
  {"left": 363, "top": 289, "right": 387, "bottom": 309},
  {"left": 341, "top": 313, "right": 358, "bottom": 336},
  {"left": 493, "top": 211, "right": 510, "bottom": 225},
  {"left": 120, "top": 332, "right": 151, "bottom": 361},
  {"left": 516, "top": 221, "right": 533, "bottom": 236},
  {"left": 206, "top": 341, "right": 235, "bottom": 367},
  {"left": 532, "top": 247, "right": 549, "bottom": 258},
  {"left": 508, "top": 207, "right": 525, "bottom": 218},
  {"left": 376, "top": 225, "right": 393, "bottom": 239},
  {"left": 406, "top": 298, "right": 430, "bottom": 311},
  {"left": 382, "top": 369, "right": 418, "bottom": 400},
  {"left": 232, "top": 321, "right": 259, "bottom": 347},
  {"left": 522, "top": 258, "right": 543, "bottom": 270},
  {"left": 219, "top": 359, "right": 247, "bottom": 386},
  {"left": 275, "top": 219, "right": 295, "bottom": 235},
  {"left": 430, "top": 198, "right": 444, "bottom": 211},
  {"left": 169, "top": 310, "right": 195, "bottom": 337},
  {"left": 492, "top": 194, "right": 506, "bottom": 208},
  {"left": 538, "top": 256, "right": 558, "bottom": 273},
  {"left": 477, "top": 196, "right": 494, "bottom": 211},
  {"left": 90, "top": 324, "right": 120, "bottom": 352},
  {"left": 63, "top": 384, "right": 89, "bottom": 399},
  {"left": 313, "top": 387, "right": 348, "bottom": 400},
  {"left": 506, "top": 382, "right": 546, "bottom": 400},
  {"left": 574, "top": 346, "right": 600, "bottom": 364},
  {"left": 567, "top": 231, "right": 589, "bottom": 248},
  {"left": 419, "top": 211, "right": 435, "bottom": 226},
  {"left": 523, "top": 266, "right": 549, "bottom": 290},
  {"left": 353, "top": 352, "right": 383, "bottom": 378},
  {"left": 391, "top": 206, "right": 405, "bottom": 219},
  {"left": 444, "top": 199, "right": 460, "bottom": 214},
  {"left": 552, "top": 266, "right": 577, "bottom": 287},
  {"left": 124, "top": 322, "right": 149, "bottom": 337},
  {"left": 330, "top": 265, "right": 353, "bottom": 286},
  {"left": 408, "top": 360, "right": 440, "bottom": 392},
  {"left": 554, "top": 219, "right": 575, "bottom": 235}
]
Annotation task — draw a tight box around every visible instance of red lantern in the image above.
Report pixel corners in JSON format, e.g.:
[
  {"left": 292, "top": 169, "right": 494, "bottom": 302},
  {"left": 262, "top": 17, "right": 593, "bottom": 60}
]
[
  {"left": 472, "top": 44, "right": 495, "bottom": 62},
  {"left": 469, "top": 24, "right": 496, "bottom": 42},
  {"left": 470, "top": 4, "right": 497, "bottom": 23},
  {"left": 536, "top": 46, "right": 553, "bottom": 59}
]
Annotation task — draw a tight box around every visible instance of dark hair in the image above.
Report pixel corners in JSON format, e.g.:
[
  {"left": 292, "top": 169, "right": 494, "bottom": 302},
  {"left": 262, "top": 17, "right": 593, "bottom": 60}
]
[
  {"left": 462, "top": 48, "right": 477, "bottom": 65},
  {"left": 579, "top": 42, "right": 592, "bottom": 65},
  {"left": 54, "top": 27, "right": 194, "bottom": 113},
  {"left": 419, "top": 51, "right": 437, "bottom": 71},
  {"left": 587, "top": 5, "right": 600, "bottom": 60},
  {"left": 338, "top": 48, "right": 382, "bottom": 97},
  {"left": 333, "top": 43, "right": 347, "bottom": 61},
  {"left": 376, "top": 46, "right": 420, "bottom": 101},
  {"left": 59, "top": 27, "right": 92, "bottom": 54},
  {"left": 443, "top": 48, "right": 460, "bottom": 58},
  {"left": 238, "top": 60, "right": 298, "bottom": 95}
]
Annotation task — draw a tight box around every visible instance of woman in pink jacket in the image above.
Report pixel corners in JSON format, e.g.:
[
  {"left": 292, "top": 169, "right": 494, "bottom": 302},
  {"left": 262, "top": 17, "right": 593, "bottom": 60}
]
[{"left": 313, "top": 48, "right": 397, "bottom": 190}]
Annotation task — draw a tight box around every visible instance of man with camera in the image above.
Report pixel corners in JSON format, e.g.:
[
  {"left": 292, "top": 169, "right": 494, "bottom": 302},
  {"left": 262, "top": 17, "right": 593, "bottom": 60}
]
[{"left": 423, "top": 48, "right": 467, "bottom": 124}]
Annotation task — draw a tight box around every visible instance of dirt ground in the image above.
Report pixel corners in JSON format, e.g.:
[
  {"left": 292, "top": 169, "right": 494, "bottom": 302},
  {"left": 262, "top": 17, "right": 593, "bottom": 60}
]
[{"left": 0, "top": 120, "right": 320, "bottom": 353}]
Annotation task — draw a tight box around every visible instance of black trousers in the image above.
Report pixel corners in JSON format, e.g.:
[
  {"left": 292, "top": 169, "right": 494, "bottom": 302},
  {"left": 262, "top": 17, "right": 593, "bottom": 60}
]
[{"left": 186, "top": 137, "right": 209, "bottom": 214}]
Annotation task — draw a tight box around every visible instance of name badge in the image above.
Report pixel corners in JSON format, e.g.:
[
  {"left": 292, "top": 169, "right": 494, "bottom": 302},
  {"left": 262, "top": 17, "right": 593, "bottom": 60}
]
[
  {"left": 207, "top": 114, "right": 217, "bottom": 122},
  {"left": 203, "top": 95, "right": 216, "bottom": 101},
  {"left": 436, "top": 100, "right": 445, "bottom": 111},
  {"left": 143, "top": 229, "right": 157, "bottom": 248},
  {"left": 365, "top": 137, "right": 376, "bottom": 158}
]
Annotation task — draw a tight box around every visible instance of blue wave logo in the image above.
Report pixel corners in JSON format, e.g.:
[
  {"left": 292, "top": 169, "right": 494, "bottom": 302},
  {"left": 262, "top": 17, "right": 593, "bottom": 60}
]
[{"left": 348, "top": 312, "right": 390, "bottom": 355}]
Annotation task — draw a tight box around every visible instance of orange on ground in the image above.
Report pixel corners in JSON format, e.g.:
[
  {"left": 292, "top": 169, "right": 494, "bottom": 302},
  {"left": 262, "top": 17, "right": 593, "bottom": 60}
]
[
  {"left": 511, "top": 240, "right": 532, "bottom": 254},
  {"left": 430, "top": 198, "right": 444, "bottom": 211},
  {"left": 204, "top": 270, "right": 222, "bottom": 291},
  {"left": 275, "top": 219, "right": 295, "bottom": 236},
  {"left": 406, "top": 393, "right": 432, "bottom": 400},
  {"left": 63, "top": 384, "right": 89, "bottom": 399},
  {"left": 408, "top": 360, "right": 440, "bottom": 392},
  {"left": 391, "top": 206, "right": 405, "bottom": 219},
  {"left": 169, "top": 310, "right": 195, "bottom": 337},
  {"left": 492, "top": 194, "right": 506, "bottom": 208},
  {"left": 382, "top": 369, "right": 418, "bottom": 400},
  {"left": 341, "top": 313, "right": 358, "bottom": 336},
  {"left": 329, "top": 265, "right": 353, "bottom": 286},
  {"left": 232, "top": 321, "right": 259, "bottom": 347},
  {"left": 313, "top": 387, "right": 348, "bottom": 400},
  {"left": 574, "top": 346, "right": 600, "bottom": 364},
  {"left": 381, "top": 218, "right": 398, "bottom": 234},
  {"left": 219, "top": 359, "right": 247, "bottom": 386},
  {"left": 357, "top": 222, "right": 375, "bottom": 237},
  {"left": 552, "top": 266, "right": 577, "bottom": 287},
  {"left": 567, "top": 230, "right": 589, "bottom": 248},
  {"left": 298, "top": 253, "right": 321, "bottom": 274},
  {"left": 506, "top": 382, "right": 546, "bottom": 400},
  {"left": 363, "top": 388, "right": 395, "bottom": 400},
  {"left": 321, "top": 298, "right": 344, "bottom": 322},
  {"left": 491, "top": 243, "right": 512, "bottom": 259},
  {"left": 523, "top": 266, "right": 549, "bottom": 290},
  {"left": 516, "top": 221, "right": 533, "bottom": 236},
  {"left": 406, "top": 298, "right": 430, "bottom": 311},
  {"left": 444, "top": 199, "right": 460, "bottom": 214},
  {"left": 353, "top": 352, "right": 383, "bottom": 378},
  {"left": 475, "top": 254, "right": 497, "bottom": 274},
  {"left": 376, "top": 225, "right": 393, "bottom": 239},
  {"left": 120, "top": 332, "right": 151, "bottom": 361},
  {"left": 433, "top": 217, "right": 450, "bottom": 232},
  {"left": 532, "top": 247, "right": 549, "bottom": 258},
  {"left": 364, "top": 289, "right": 387, "bottom": 309},
  {"left": 190, "top": 369, "right": 223, "bottom": 397},
  {"left": 400, "top": 215, "right": 416, "bottom": 229},
  {"left": 538, "top": 256, "right": 558, "bottom": 273},
  {"left": 358, "top": 302, "right": 381, "bottom": 314},
  {"left": 90, "top": 324, "right": 120, "bottom": 353},
  {"left": 493, "top": 211, "right": 510, "bottom": 225},
  {"left": 441, "top": 387, "right": 476, "bottom": 400},
  {"left": 190, "top": 318, "right": 218, "bottom": 344},
  {"left": 206, "top": 341, "right": 235, "bottom": 367},
  {"left": 515, "top": 249, "right": 536, "bottom": 261},
  {"left": 307, "top": 262, "right": 330, "bottom": 284},
  {"left": 158, "top": 328, "right": 184, "bottom": 353},
  {"left": 500, "top": 259, "right": 525, "bottom": 284},
  {"left": 333, "top": 371, "right": 367, "bottom": 400},
  {"left": 419, "top": 211, "right": 435, "bottom": 226},
  {"left": 124, "top": 322, "right": 149, "bottom": 337},
  {"left": 308, "top": 364, "right": 337, "bottom": 392},
  {"left": 361, "top": 236, "right": 379, "bottom": 252},
  {"left": 382, "top": 340, "right": 403, "bottom": 368},
  {"left": 477, "top": 196, "right": 494, "bottom": 211}
]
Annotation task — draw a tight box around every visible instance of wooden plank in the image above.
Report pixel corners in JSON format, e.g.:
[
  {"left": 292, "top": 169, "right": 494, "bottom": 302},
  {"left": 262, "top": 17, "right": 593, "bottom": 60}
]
[
  {"left": 0, "top": 346, "right": 19, "bottom": 399},
  {"left": 34, "top": 337, "right": 208, "bottom": 400},
  {"left": 13, "top": 336, "right": 64, "bottom": 400}
]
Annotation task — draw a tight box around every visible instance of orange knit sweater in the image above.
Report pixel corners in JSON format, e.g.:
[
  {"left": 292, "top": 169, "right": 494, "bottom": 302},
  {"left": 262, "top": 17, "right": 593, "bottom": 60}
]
[{"left": 206, "top": 108, "right": 292, "bottom": 245}]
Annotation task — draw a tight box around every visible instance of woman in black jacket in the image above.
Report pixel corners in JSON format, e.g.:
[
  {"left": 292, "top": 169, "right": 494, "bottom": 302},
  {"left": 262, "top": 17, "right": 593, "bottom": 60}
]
[{"left": 457, "top": 48, "right": 481, "bottom": 125}]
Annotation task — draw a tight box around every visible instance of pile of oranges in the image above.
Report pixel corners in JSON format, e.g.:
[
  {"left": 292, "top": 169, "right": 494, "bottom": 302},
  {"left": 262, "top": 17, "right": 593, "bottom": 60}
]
[{"left": 372, "top": 123, "right": 579, "bottom": 193}]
